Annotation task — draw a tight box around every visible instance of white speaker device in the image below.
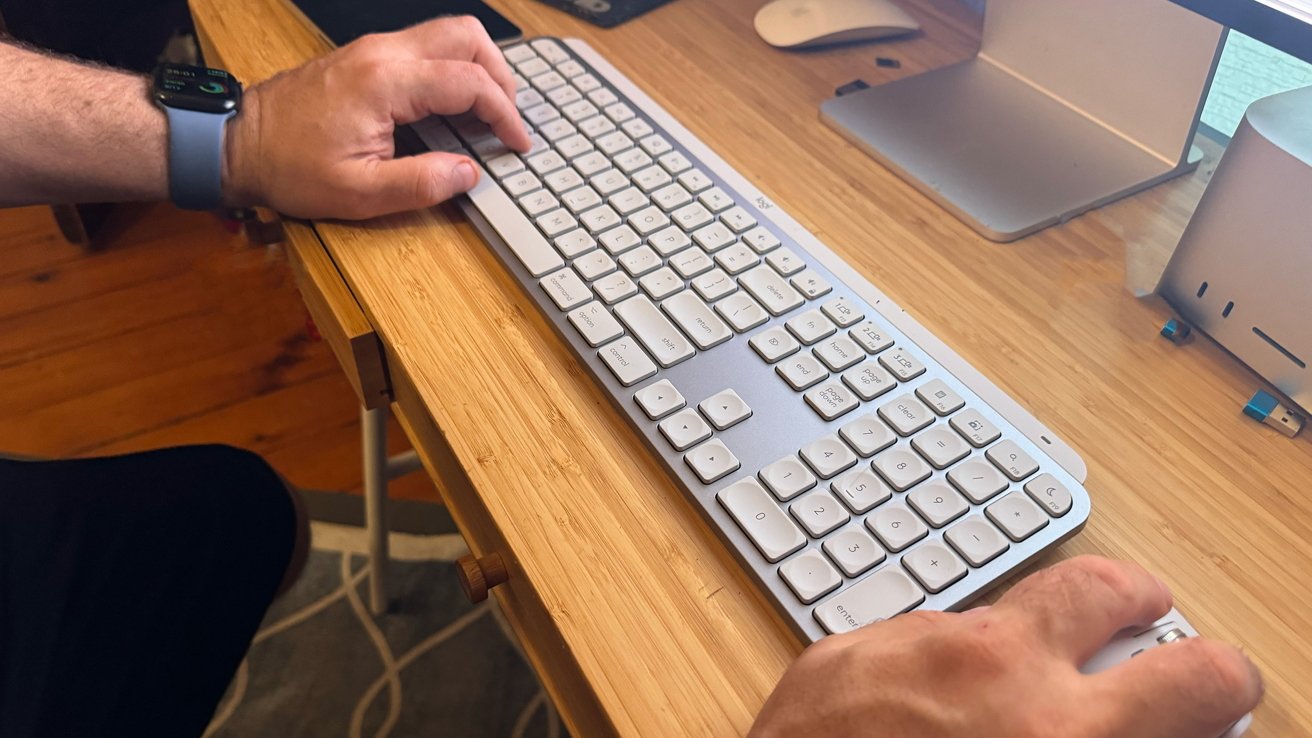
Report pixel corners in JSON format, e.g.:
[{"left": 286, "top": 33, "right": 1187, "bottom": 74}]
[{"left": 1158, "top": 84, "right": 1312, "bottom": 413}]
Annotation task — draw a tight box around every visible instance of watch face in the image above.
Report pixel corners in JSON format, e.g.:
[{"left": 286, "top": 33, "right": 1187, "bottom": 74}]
[{"left": 153, "top": 64, "right": 242, "bottom": 114}]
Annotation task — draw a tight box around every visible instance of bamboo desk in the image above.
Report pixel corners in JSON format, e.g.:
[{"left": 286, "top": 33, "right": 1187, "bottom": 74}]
[{"left": 191, "top": 0, "right": 1312, "bottom": 734}]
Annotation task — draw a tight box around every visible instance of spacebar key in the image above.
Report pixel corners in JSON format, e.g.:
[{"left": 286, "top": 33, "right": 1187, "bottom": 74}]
[
  {"left": 813, "top": 567, "right": 925, "bottom": 635},
  {"left": 464, "top": 164, "right": 564, "bottom": 277},
  {"left": 613, "top": 296, "right": 696, "bottom": 368}
]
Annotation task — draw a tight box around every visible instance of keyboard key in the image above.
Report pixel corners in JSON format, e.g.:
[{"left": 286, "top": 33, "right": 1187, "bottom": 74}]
[
  {"left": 563, "top": 251, "right": 609, "bottom": 285},
  {"left": 598, "top": 336, "right": 657, "bottom": 386},
  {"left": 902, "top": 541, "right": 968, "bottom": 594},
  {"left": 866, "top": 501, "right": 928, "bottom": 552},
  {"left": 540, "top": 268, "right": 591, "bottom": 310},
  {"left": 634, "top": 378, "right": 685, "bottom": 420},
  {"left": 842, "top": 360, "right": 898, "bottom": 401},
  {"left": 880, "top": 348, "right": 927, "bottom": 381},
  {"left": 519, "top": 189, "right": 559, "bottom": 216},
  {"left": 594, "top": 130, "right": 632, "bottom": 155},
  {"left": 821, "top": 297, "right": 863, "bottom": 327},
  {"left": 699, "top": 389, "right": 752, "bottom": 430},
  {"left": 786, "top": 310, "right": 837, "bottom": 345},
  {"left": 633, "top": 165, "right": 673, "bottom": 193},
  {"left": 529, "top": 39, "right": 570, "bottom": 63},
  {"left": 805, "top": 381, "right": 859, "bottom": 421},
  {"left": 743, "top": 226, "right": 781, "bottom": 254},
  {"left": 800, "top": 435, "right": 858, "bottom": 479},
  {"left": 814, "top": 566, "right": 924, "bottom": 634},
  {"left": 649, "top": 225, "right": 692, "bottom": 255},
  {"left": 531, "top": 71, "right": 567, "bottom": 92},
  {"left": 947, "top": 459, "right": 1008, "bottom": 504},
  {"left": 694, "top": 223, "right": 736, "bottom": 253},
  {"left": 545, "top": 167, "right": 586, "bottom": 195},
  {"left": 907, "top": 482, "right": 970, "bottom": 528},
  {"left": 652, "top": 183, "right": 693, "bottom": 212},
  {"left": 503, "top": 170, "right": 541, "bottom": 197},
  {"left": 659, "top": 151, "right": 692, "bottom": 174},
  {"left": 538, "top": 118, "right": 576, "bottom": 142},
  {"left": 614, "top": 295, "right": 694, "bottom": 366},
  {"left": 718, "top": 478, "right": 807, "bottom": 563},
  {"left": 562, "top": 186, "right": 603, "bottom": 214},
  {"left": 739, "top": 265, "right": 806, "bottom": 316},
  {"left": 911, "top": 426, "right": 971, "bottom": 469},
  {"left": 872, "top": 447, "right": 932, "bottom": 491},
  {"left": 950, "top": 409, "right": 1002, "bottom": 448},
  {"left": 670, "top": 247, "right": 714, "bottom": 279},
  {"left": 986, "top": 440, "right": 1040, "bottom": 481},
  {"left": 615, "top": 148, "right": 653, "bottom": 174},
  {"left": 573, "top": 151, "right": 610, "bottom": 176},
  {"left": 593, "top": 271, "right": 638, "bottom": 304},
  {"left": 791, "top": 268, "right": 832, "bottom": 299},
  {"left": 878, "top": 394, "right": 935, "bottom": 436},
  {"left": 527, "top": 149, "right": 567, "bottom": 175},
  {"left": 791, "top": 490, "right": 850, "bottom": 538},
  {"left": 535, "top": 208, "right": 577, "bottom": 237},
  {"left": 1024, "top": 473, "right": 1074, "bottom": 517},
  {"left": 677, "top": 168, "right": 712, "bottom": 192},
  {"left": 555, "top": 132, "right": 593, "bottom": 159},
  {"left": 639, "top": 134, "right": 672, "bottom": 157},
  {"left": 487, "top": 153, "right": 525, "bottom": 178},
  {"left": 777, "top": 353, "right": 829, "bottom": 391},
  {"left": 599, "top": 225, "right": 642, "bottom": 256},
  {"left": 586, "top": 87, "right": 618, "bottom": 107},
  {"left": 691, "top": 268, "right": 737, "bottom": 301},
  {"left": 750, "top": 326, "right": 800, "bottom": 363},
  {"left": 987, "top": 492, "right": 1050, "bottom": 541},
  {"left": 622, "top": 118, "right": 655, "bottom": 139},
  {"left": 581, "top": 204, "right": 622, "bottom": 234},
  {"left": 562, "top": 99, "right": 600, "bottom": 123},
  {"left": 572, "top": 73, "right": 602, "bottom": 93},
  {"left": 850, "top": 321, "right": 894, "bottom": 354},
  {"left": 568, "top": 301, "right": 624, "bottom": 347},
  {"left": 589, "top": 170, "right": 629, "bottom": 197},
  {"left": 779, "top": 550, "right": 843, "bottom": 604},
  {"left": 672, "top": 202, "right": 715, "bottom": 231},
  {"left": 608, "top": 187, "right": 647, "bottom": 216},
  {"left": 639, "top": 267, "right": 683, "bottom": 300},
  {"left": 685, "top": 439, "right": 740, "bottom": 484},
  {"left": 830, "top": 467, "right": 892, "bottom": 514},
  {"left": 628, "top": 206, "right": 670, "bottom": 236},
  {"left": 558, "top": 59, "right": 587, "bottom": 78},
  {"left": 765, "top": 246, "right": 805, "bottom": 276},
  {"left": 945, "top": 516, "right": 1009, "bottom": 567},
  {"left": 618, "top": 245, "right": 661, "bottom": 276},
  {"left": 759, "top": 456, "right": 817, "bottom": 501},
  {"left": 714, "top": 292, "right": 769, "bottom": 332},
  {"left": 839, "top": 414, "right": 897, "bottom": 457},
  {"left": 823, "top": 527, "right": 886, "bottom": 577},
  {"left": 503, "top": 44, "right": 536, "bottom": 65},
  {"left": 916, "top": 379, "right": 966, "bottom": 416},
  {"left": 814, "top": 336, "right": 865, "bottom": 372},
  {"left": 698, "top": 187, "right": 734, "bottom": 213},
  {"left": 554, "top": 229, "right": 596, "bottom": 258},
  {"left": 663, "top": 291, "right": 732, "bottom": 350},
  {"left": 659, "top": 408, "right": 712, "bottom": 451},
  {"left": 605, "top": 101, "right": 636, "bottom": 123}
]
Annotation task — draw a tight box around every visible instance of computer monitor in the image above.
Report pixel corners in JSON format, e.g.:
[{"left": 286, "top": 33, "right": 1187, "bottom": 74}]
[{"left": 1170, "top": 1, "right": 1312, "bottom": 62}]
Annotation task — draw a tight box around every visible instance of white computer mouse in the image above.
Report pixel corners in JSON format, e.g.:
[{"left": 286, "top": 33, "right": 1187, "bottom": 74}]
[{"left": 754, "top": 0, "right": 920, "bottom": 49}]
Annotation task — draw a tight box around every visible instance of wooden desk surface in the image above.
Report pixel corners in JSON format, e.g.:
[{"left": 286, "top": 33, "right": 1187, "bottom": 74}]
[{"left": 192, "top": 1, "right": 1312, "bottom": 734}]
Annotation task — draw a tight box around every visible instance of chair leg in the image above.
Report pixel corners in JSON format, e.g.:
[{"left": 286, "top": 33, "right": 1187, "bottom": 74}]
[{"left": 362, "top": 404, "right": 390, "bottom": 615}]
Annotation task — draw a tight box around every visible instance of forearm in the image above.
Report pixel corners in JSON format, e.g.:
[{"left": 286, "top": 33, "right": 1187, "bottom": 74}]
[{"left": 0, "top": 42, "right": 170, "bottom": 206}]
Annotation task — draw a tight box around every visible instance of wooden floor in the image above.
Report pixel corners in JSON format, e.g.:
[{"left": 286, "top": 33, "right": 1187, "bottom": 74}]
[{"left": 0, "top": 204, "right": 439, "bottom": 502}]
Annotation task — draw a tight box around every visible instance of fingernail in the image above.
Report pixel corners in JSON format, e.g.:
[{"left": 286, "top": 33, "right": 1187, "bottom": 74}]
[{"left": 457, "top": 161, "right": 478, "bottom": 190}]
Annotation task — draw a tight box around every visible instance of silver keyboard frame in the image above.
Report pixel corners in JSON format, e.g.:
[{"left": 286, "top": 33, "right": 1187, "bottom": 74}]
[{"left": 442, "top": 37, "right": 1092, "bottom": 643}]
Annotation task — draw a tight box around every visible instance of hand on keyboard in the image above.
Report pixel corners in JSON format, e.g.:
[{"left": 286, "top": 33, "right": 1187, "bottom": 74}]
[
  {"left": 750, "top": 557, "right": 1262, "bottom": 738},
  {"left": 225, "top": 16, "right": 530, "bottom": 219}
]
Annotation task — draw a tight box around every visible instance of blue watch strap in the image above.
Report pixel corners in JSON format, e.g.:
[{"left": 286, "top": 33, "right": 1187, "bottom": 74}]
[{"left": 164, "top": 107, "right": 234, "bottom": 210}]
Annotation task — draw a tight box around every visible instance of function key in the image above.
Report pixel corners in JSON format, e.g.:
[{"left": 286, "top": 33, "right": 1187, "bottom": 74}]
[
  {"left": 821, "top": 296, "right": 864, "bottom": 327},
  {"left": 1023, "top": 473, "right": 1074, "bottom": 517},
  {"left": 529, "top": 38, "right": 571, "bottom": 64},
  {"left": 879, "top": 348, "right": 927, "bottom": 381},
  {"left": 791, "top": 268, "right": 832, "bottom": 299},
  {"left": 850, "top": 321, "right": 894, "bottom": 354},
  {"left": 985, "top": 440, "right": 1040, "bottom": 481},
  {"left": 949, "top": 409, "right": 1002, "bottom": 448},
  {"left": 503, "top": 44, "right": 537, "bottom": 65},
  {"left": 915, "top": 379, "right": 965, "bottom": 416},
  {"left": 742, "top": 226, "right": 781, "bottom": 254}
]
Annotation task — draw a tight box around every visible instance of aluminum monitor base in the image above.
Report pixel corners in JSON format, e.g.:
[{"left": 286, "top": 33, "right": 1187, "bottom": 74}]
[{"left": 821, "top": 0, "right": 1224, "bottom": 242}]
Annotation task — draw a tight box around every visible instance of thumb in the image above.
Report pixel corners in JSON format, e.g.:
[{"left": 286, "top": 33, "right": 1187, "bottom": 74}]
[{"left": 351, "top": 152, "right": 480, "bottom": 218}]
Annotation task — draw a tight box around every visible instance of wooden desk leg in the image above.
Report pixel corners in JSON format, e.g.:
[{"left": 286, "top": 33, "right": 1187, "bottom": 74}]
[{"left": 361, "top": 403, "right": 426, "bottom": 615}]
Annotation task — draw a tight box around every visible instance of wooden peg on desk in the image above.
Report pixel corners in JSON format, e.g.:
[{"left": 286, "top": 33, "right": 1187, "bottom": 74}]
[{"left": 456, "top": 553, "right": 508, "bottom": 603}]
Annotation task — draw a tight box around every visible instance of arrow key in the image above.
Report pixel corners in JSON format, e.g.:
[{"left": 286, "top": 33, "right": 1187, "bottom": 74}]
[
  {"left": 699, "top": 389, "right": 752, "bottom": 430},
  {"left": 685, "top": 439, "right": 741, "bottom": 484},
  {"left": 659, "top": 409, "right": 711, "bottom": 451},
  {"left": 634, "top": 379, "right": 685, "bottom": 420}
]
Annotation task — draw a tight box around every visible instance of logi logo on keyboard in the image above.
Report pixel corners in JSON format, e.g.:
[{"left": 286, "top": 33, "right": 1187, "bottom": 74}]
[{"left": 755, "top": 196, "right": 775, "bottom": 210}]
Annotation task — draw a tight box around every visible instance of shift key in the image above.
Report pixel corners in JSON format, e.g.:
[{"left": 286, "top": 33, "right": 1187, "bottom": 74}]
[
  {"left": 813, "top": 566, "right": 925, "bottom": 634},
  {"left": 614, "top": 295, "right": 696, "bottom": 367}
]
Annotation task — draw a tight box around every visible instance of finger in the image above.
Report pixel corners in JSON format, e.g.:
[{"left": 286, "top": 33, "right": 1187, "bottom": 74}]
[
  {"left": 392, "top": 15, "right": 518, "bottom": 102},
  {"left": 1088, "top": 637, "right": 1262, "bottom": 738},
  {"left": 994, "top": 556, "right": 1173, "bottom": 664},
  {"left": 384, "top": 59, "right": 531, "bottom": 152},
  {"left": 344, "top": 152, "right": 480, "bottom": 219}
]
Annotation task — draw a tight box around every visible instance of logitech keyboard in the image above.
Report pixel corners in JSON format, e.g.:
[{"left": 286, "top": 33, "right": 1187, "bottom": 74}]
[{"left": 411, "top": 38, "right": 1092, "bottom": 642}]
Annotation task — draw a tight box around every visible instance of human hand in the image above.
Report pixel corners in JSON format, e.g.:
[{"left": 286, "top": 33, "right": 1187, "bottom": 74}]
[
  {"left": 751, "top": 556, "right": 1262, "bottom": 738},
  {"left": 224, "top": 16, "right": 529, "bottom": 220}
]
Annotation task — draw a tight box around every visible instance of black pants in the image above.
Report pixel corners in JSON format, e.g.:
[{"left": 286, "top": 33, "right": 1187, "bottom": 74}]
[{"left": 0, "top": 445, "right": 296, "bottom": 738}]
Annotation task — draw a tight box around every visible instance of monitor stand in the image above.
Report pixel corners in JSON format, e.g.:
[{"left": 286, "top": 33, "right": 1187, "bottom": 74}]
[{"left": 822, "top": 0, "right": 1227, "bottom": 242}]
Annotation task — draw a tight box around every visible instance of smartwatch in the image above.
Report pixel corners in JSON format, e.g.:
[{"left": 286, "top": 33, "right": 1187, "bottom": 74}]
[{"left": 152, "top": 63, "right": 243, "bottom": 210}]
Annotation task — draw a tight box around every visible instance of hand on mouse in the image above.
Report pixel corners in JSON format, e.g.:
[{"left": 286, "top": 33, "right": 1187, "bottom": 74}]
[
  {"left": 751, "top": 556, "right": 1262, "bottom": 738},
  {"left": 223, "top": 15, "right": 530, "bottom": 220}
]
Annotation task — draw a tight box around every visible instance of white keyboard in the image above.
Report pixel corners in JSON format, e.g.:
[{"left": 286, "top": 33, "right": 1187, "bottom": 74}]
[{"left": 412, "top": 38, "right": 1091, "bottom": 641}]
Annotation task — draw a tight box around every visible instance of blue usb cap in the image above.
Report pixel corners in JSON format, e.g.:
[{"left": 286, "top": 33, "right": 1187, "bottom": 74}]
[
  {"left": 1160, "top": 318, "right": 1192, "bottom": 345},
  {"left": 1244, "top": 390, "right": 1305, "bottom": 438}
]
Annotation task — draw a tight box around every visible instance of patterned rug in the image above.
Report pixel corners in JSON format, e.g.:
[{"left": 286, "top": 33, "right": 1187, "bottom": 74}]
[{"left": 203, "top": 510, "right": 565, "bottom": 738}]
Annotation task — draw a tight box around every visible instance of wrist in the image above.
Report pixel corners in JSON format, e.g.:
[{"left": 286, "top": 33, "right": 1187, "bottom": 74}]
[{"left": 223, "top": 82, "right": 264, "bottom": 209}]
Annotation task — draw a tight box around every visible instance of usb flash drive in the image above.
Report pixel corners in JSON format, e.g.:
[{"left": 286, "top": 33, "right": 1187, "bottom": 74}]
[{"left": 1243, "top": 390, "right": 1305, "bottom": 438}]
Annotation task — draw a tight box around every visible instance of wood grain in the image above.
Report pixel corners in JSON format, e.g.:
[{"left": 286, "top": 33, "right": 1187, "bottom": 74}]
[{"left": 190, "top": 1, "right": 1312, "bottom": 735}]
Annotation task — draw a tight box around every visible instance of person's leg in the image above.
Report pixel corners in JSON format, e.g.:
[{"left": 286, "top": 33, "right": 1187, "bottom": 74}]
[{"left": 0, "top": 444, "right": 308, "bottom": 738}]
